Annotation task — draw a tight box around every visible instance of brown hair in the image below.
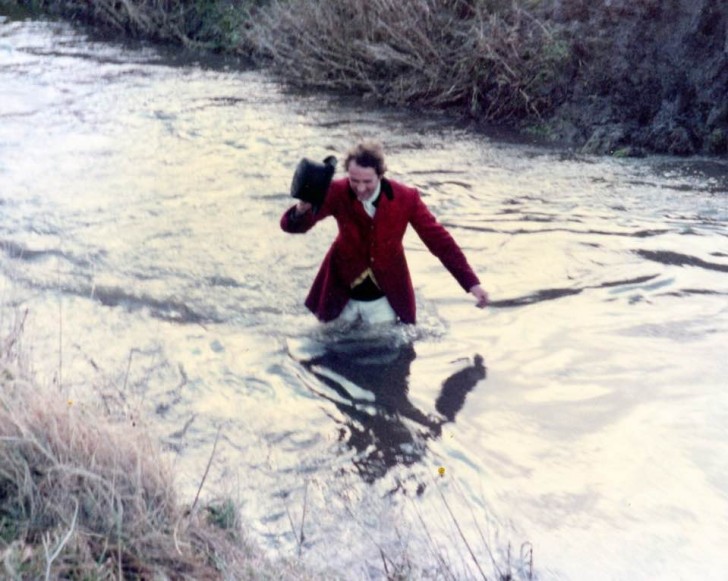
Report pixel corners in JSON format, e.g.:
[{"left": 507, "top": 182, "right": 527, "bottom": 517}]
[{"left": 344, "top": 140, "right": 388, "bottom": 177}]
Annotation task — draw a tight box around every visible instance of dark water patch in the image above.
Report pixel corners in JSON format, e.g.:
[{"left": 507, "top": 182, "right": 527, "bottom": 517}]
[
  {"left": 635, "top": 250, "right": 728, "bottom": 273},
  {"left": 90, "top": 285, "right": 212, "bottom": 324},
  {"left": 661, "top": 289, "right": 728, "bottom": 297},
  {"left": 502, "top": 196, "right": 550, "bottom": 205},
  {"left": 204, "top": 96, "right": 252, "bottom": 106},
  {"left": 407, "top": 169, "right": 469, "bottom": 176},
  {"left": 520, "top": 215, "right": 562, "bottom": 223},
  {"left": 599, "top": 274, "right": 660, "bottom": 288},
  {"left": 0, "top": 109, "right": 41, "bottom": 119},
  {"left": 492, "top": 274, "right": 660, "bottom": 308},
  {"left": 206, "top": 275, "right": 243, "bottom": 288},
  {"left": 185, "top": 95, "right": 257, "bottom": 114},
  {"left": 651, "top": 160, "right": 728, "bottom": 193},
  {"left": 1, "top": 239, "right": 92, "bottom": 267},
  {"left": 624, "top": 179, "right": 727, "bottom": 195},
  {"left": 444, "top": 223, "right": 670, "bottom": 238},
  {"left": 312, "top": 117, "right": 383, "bottom": 129},
  {"left": 491, "top": 287, "right": 583, "bottom": 307},
  {"left": 22, "top": 47, "right": 147, "bottom": 66},
  {"left": 419, "top": 180, "right": 473, "bottom": 190}
]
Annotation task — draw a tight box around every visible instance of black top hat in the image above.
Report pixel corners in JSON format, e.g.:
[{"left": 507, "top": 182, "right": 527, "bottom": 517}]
[{"left": 290, "top": 155, "right": 337, "bottom": 213}]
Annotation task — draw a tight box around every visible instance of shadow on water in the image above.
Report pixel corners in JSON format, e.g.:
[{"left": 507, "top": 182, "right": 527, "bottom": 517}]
[{"left": 296, "top": 335, "right": 486, "bottom": 484}]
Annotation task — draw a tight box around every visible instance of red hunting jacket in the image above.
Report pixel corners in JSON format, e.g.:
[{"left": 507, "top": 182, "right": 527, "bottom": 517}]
[{"left": 280, "top": 177, "right": 480, "bottom": 324}]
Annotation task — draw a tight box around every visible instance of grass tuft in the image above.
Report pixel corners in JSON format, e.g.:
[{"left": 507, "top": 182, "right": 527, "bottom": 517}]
[{"left": 0, "top": 314, "right": 317, "bottom": 580}]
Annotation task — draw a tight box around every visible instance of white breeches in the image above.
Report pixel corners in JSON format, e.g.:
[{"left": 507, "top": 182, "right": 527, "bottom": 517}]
[{"left": 337, "top": 297, "right": 397, "bottom": 325}]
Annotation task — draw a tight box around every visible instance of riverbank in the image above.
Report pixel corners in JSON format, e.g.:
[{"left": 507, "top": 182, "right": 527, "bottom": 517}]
[
  {"left": 0, "top": 312, "right": 316, "bottom": 580},
  {"left": 4, "top": 0, "right": 727, "bottom": 157}
]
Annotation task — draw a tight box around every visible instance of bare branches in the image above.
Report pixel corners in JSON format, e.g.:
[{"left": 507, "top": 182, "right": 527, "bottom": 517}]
[{"left": 249, "top": 0, "right": 569, "bottom": 121}]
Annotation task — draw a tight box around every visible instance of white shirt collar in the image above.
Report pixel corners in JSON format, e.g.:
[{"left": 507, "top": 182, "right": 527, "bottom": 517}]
[{"left": 361, "top": 182, "right": 382, "bottom": 218}]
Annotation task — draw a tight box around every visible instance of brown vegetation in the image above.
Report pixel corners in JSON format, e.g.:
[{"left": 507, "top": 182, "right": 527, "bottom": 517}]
[
  {"left": 7, "top": 0, "right": 727, "bottom": 155},
  {"left": 7, "top": 0, "right": 263, "bottom": 51},
  {"left": 0, "top": 312, "right": 311, "bottom": 580},
  {"left": 250, "top": 0, "right": 569, "bottom": 121}
]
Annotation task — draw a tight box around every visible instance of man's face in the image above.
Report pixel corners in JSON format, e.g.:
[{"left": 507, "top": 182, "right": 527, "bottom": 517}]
[{"left": 348, "top": 161, "right": 380, "bottom": 201}]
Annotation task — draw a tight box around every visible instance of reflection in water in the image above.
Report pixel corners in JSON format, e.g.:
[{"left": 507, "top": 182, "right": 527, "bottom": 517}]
[
  {"left": 435, "top": 354, "right": 486, "bottom": 421},
  {"left": 299, "top": 338, "right": 486, "bottom": 483}
]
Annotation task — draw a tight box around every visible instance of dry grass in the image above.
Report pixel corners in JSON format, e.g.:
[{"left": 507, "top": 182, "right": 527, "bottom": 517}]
[
  {"left": 249, "top": 0, "right": 570, "bottom": 120},
  {"left": 12, "top": 0, "right": 263, "bottom": 52},
  {"left": 0, "top": 313, "right": 313, "bottom": 580}
]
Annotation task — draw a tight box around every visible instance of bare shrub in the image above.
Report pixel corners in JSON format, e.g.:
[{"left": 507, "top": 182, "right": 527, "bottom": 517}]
[
  {"left": 0, "top": 319, "right": 314, "bottom": 580},
  {"left": 15, "top": 0, "right": 263, "bottom": 52},
  {"left": 249, "top": 0, "right": 570, "bottom": 120}
]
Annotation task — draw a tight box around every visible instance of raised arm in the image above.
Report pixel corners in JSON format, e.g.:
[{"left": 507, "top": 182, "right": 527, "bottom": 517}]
[{"left": 280, "top": 201, "right": 316, "bottom": 233}]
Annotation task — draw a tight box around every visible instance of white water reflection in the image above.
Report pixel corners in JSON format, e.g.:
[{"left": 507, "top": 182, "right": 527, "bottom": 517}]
[{"left": 1, "top": 14, "right": 727, "bottom": 580}]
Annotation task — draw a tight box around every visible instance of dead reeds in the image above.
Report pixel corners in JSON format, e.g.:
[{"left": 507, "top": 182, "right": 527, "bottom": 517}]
[
  {"left": 249, "top": 0, "right": 570, "bottom": 121},
  {"left": 0, "top": 317, "right": 311, "bottom": 580}
]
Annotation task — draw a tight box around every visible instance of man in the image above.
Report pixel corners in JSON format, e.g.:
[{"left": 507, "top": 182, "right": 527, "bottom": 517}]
[{"left": 280, "top": 140, "right": 488, "bottom": 325}]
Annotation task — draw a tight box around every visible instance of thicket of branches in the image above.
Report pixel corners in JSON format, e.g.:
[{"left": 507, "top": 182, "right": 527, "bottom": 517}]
[{"left": 250, "top": 0, "right": 570, "bottom": 121}]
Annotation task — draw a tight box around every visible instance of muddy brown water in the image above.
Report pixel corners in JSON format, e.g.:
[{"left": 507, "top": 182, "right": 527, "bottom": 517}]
[{"left": 1, "top": 15, "right": 727, "bottom": 580}]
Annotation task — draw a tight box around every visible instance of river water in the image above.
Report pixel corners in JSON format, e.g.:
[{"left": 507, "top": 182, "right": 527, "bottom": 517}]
[{"left": 1, "top": 13, "right": 727, "bottom": 580}]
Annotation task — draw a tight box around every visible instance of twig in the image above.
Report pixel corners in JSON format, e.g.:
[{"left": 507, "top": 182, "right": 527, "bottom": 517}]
[
  {"left": 122, "top": 348, "right": 137, "bottom": 392},
  {"left": 285, "top": 480, "right": 310, "bottom": 558},
  {"left": 379, "top": 547, "right": 391, "bottom": 577},
  {"left": 299, "top": 480, "right": 309, "bottom": 557},
  {"left": 57, "top": 275, "right": 63, "bottom": 390},
  {"left": 452, "top": 478, "right": 503, "bottom": 579},
  {"left": 411, "top": 498, "right": 457, "bottom": 580},
  {"left": 43, "top": 497, "right": 79, "bottom": 580},
  {"left": 521, "top": 541, "right": 534, "bottom": 580},
  {"left": 436, "top": 480, "right": 489, "bottom": 581},
  {"left": 191, "top": 426, "right": 222, "bottom": 514}
]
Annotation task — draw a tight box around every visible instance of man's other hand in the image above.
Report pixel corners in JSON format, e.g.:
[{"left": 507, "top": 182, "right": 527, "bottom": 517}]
[{"left": 469, "top": 284, "right": 489, "bottom": 309}]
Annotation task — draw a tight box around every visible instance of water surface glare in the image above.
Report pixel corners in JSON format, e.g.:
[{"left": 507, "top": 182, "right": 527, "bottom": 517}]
[{"left": 1, "top": 16, "right": 727, "bottom": 580}]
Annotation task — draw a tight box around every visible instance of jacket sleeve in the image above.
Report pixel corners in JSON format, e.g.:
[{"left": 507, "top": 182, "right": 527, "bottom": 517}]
[
  {"left": 280, "top": 184, "right": 337, "bottom": 233},
  {"left": 280, "top": 205, "right": 316, "bottom": 233},
  {"left": 408, "top": 191, "right": 481, "bottom": 292}
]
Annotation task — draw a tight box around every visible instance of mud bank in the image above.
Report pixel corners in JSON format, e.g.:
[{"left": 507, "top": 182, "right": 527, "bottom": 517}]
[{"left": 540, "top": 0, "right": 728, "bottom": 156}]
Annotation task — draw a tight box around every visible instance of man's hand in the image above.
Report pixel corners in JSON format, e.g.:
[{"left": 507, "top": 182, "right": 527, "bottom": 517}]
[
  {"left": 469, "top": 284, "right": 489, "bottom": 309},
  {"left": 295, "top": 201, "right": 313, "bottom": 216}
]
